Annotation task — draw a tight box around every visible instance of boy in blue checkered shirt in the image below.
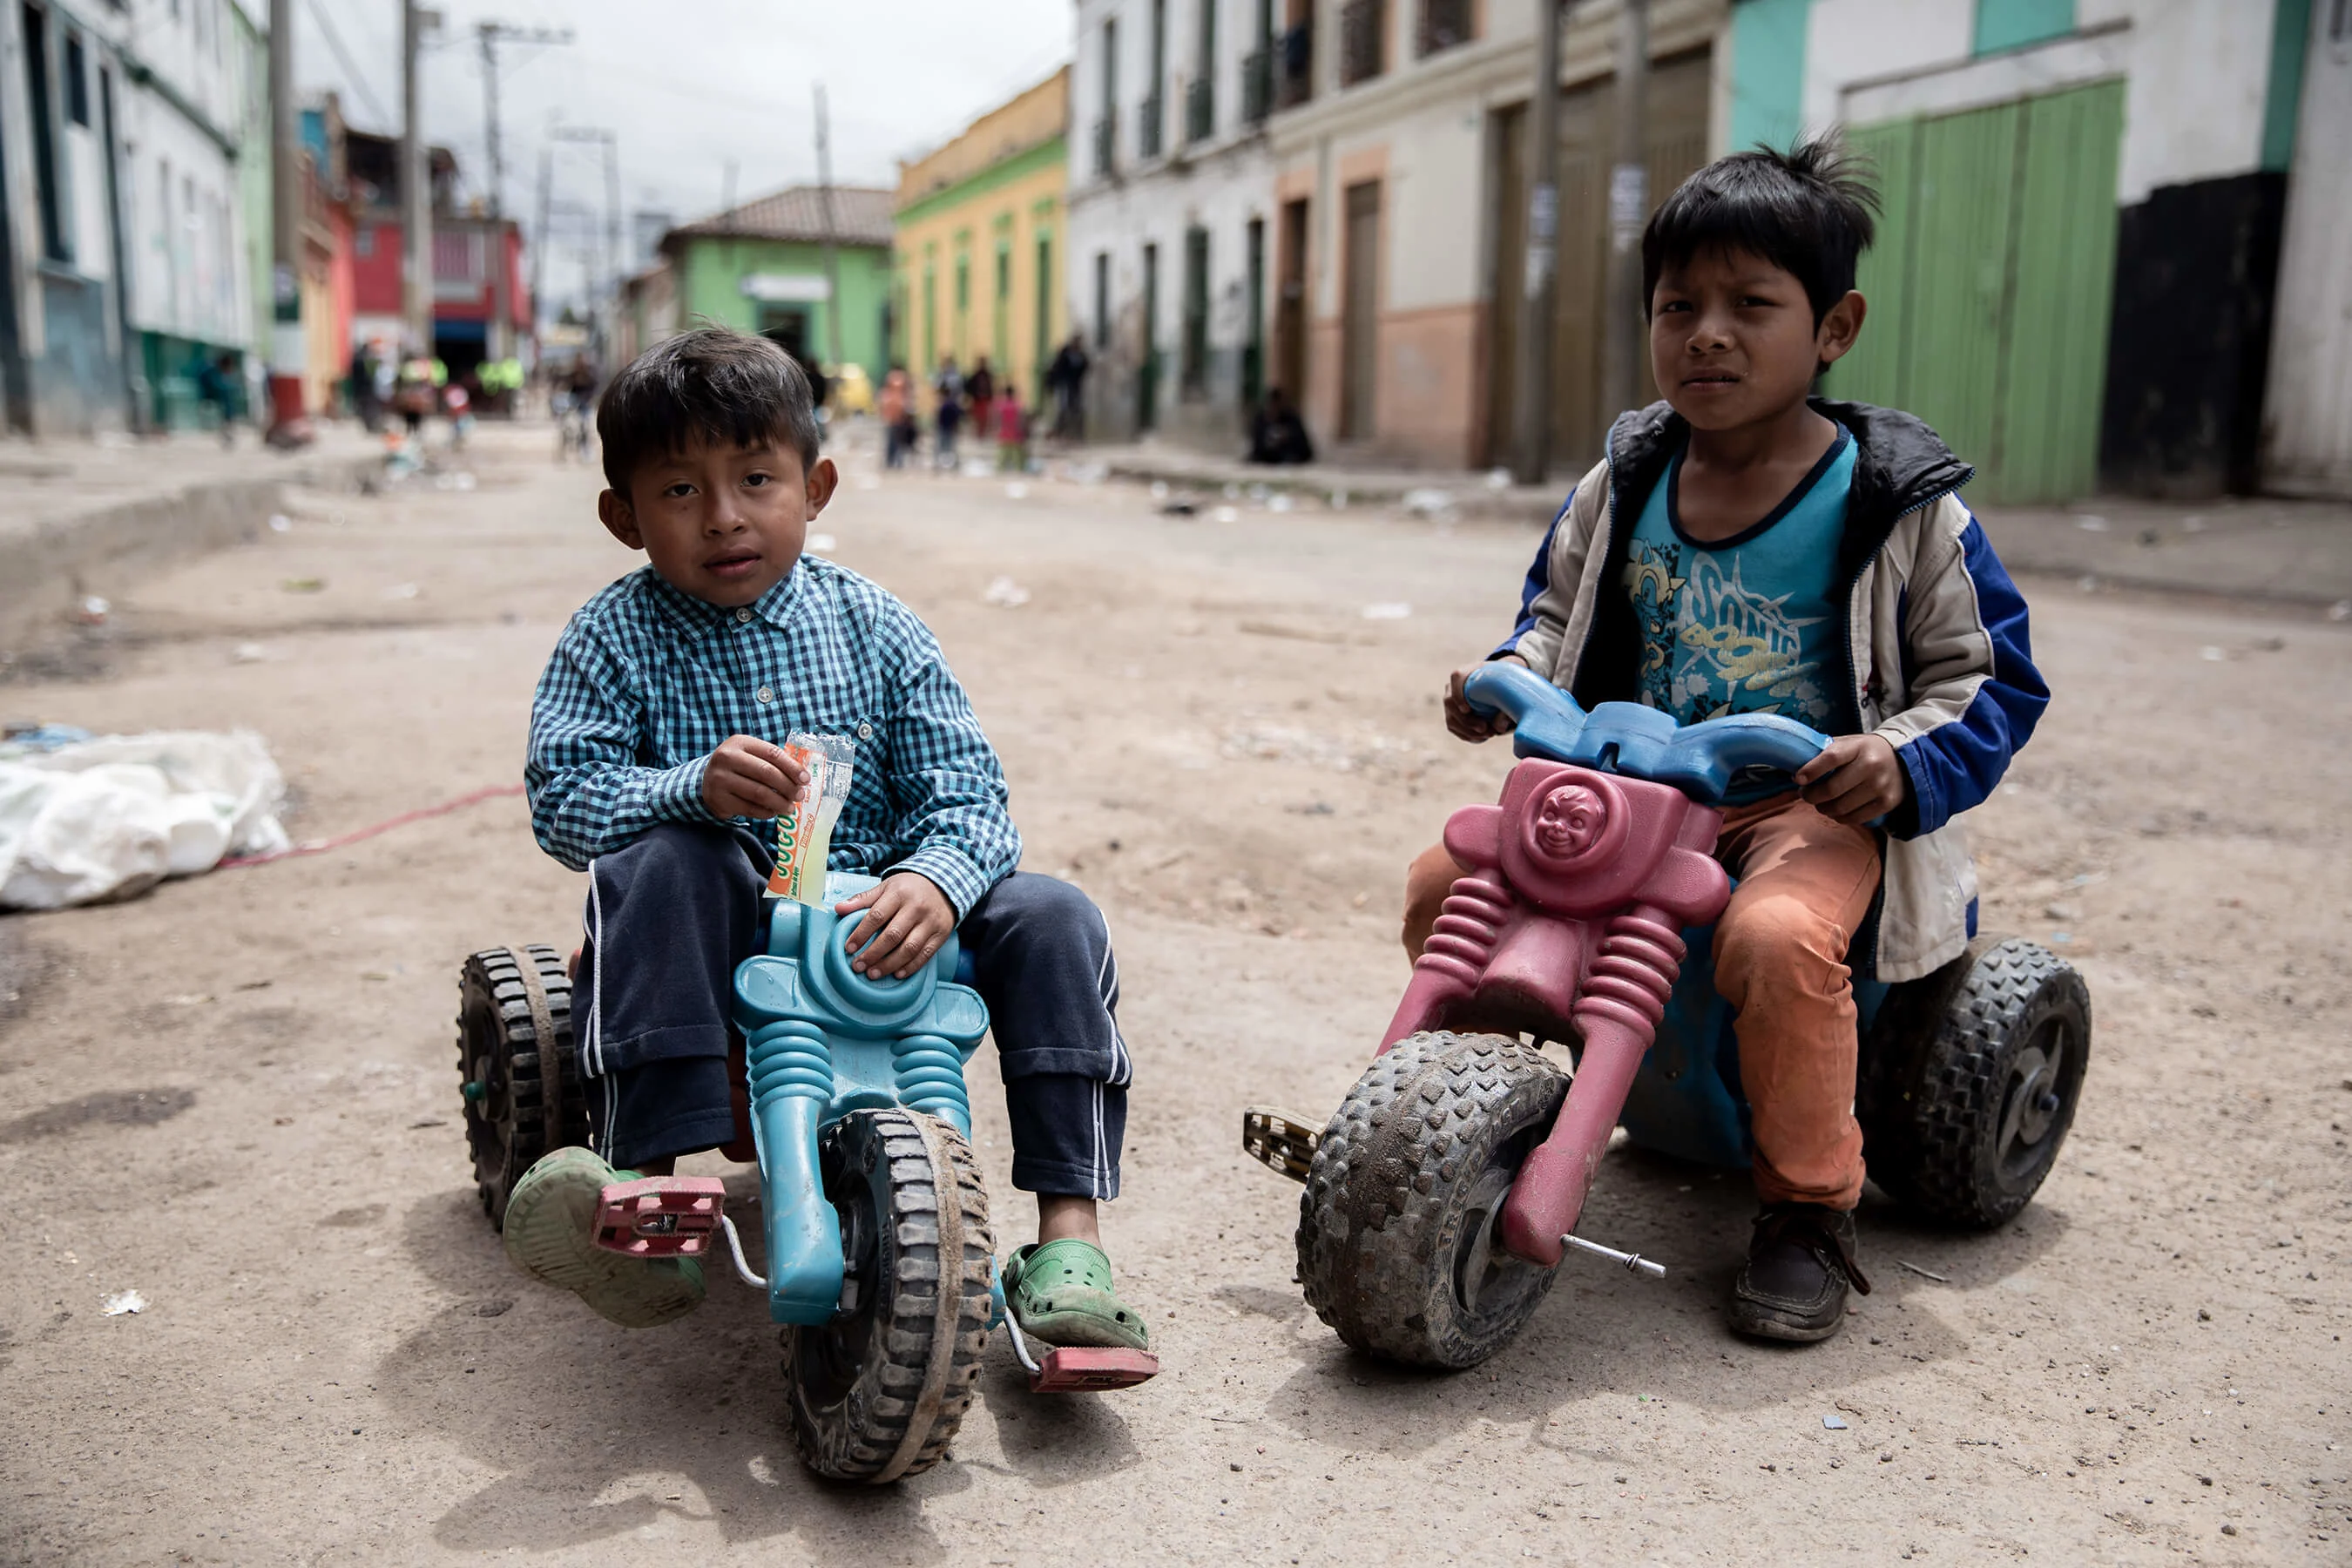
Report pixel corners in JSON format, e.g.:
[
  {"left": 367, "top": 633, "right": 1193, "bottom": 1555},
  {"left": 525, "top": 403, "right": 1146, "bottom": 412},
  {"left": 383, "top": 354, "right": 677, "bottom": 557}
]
[{"left": 504, "top": 328, "right": 1149, "bottom": 1349}]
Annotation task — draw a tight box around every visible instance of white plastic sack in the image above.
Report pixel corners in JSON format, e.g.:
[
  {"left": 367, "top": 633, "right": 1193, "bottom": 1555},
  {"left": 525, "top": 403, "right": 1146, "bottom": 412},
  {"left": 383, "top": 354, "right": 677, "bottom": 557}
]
[{"left": 0, "top": 730, "right": 290, "bottom": 909}]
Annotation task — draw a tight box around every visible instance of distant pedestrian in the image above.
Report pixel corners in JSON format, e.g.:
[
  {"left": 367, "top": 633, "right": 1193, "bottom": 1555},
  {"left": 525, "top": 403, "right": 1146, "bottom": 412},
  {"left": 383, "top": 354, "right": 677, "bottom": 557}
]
[
  {"left": 880, "top": 366, "right": 916, "bottom": 469},
  {"left": 1047, "top": 334, "right": 1090, "bottom": 440},
  {"left": 350, "top": 342, "right": 384, "bottom": 431},
  {"left": 933, "top": 356, "right": 965, "bottom": 470},
  {"left": 1247, "top": 387, "right": 1315, "bottom": 465},
  {"left": 196, "top": 351, "right": 243, "bottom": 448},
  {"left": 965, "top": 356, "right": 996, "bottom": 444},
  {"left": 996, "top": 384, "right": 1029, "bottom": 472}
]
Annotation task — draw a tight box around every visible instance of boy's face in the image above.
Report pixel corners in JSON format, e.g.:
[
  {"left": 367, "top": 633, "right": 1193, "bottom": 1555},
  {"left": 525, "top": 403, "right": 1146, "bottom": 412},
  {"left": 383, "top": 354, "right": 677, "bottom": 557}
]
[
  {"left": 1648, "top": 247, "right": 1864, "bottom": 430},
  {"left": 598, "top": 437, "right": 836, "bottom": 608}
]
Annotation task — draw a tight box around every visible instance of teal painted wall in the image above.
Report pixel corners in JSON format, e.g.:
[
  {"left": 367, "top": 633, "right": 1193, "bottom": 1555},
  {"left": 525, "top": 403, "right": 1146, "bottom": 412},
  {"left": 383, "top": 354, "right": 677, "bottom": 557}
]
[
  {"left": 1729, "top": 0, "right": 1810, "bottom": 153},
  {"left": 672, "top": 237, "right": 895, "bottom": 382},
  {"left": 2260, "top": 0, "right": 2312, "bottom": 171},
  {"left": 1972, "top": 0, "right": 2075, "bottom": 57}
]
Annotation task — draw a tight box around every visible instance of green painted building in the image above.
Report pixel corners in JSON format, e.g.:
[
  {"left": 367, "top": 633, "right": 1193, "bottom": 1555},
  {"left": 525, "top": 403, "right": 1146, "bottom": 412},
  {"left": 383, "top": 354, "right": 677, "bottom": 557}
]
[
  {"left": 1727, "top": 0, "right": 2315, "bottom": 501},
  {"left": 653, "top": 186, "right": 896, "bottom": 383}
]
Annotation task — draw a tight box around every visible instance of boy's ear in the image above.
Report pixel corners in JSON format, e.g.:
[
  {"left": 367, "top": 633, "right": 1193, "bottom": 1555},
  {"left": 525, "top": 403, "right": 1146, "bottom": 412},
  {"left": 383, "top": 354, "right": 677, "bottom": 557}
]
[
  {"left": 1815, "top": 289, "right": 1868, "bottom": 368},
  {"left": 803, "top": 456, "right": 840, "bottom": 516},
  {"left": 598, "top": 489, "right": 645, "bottom": 551}
]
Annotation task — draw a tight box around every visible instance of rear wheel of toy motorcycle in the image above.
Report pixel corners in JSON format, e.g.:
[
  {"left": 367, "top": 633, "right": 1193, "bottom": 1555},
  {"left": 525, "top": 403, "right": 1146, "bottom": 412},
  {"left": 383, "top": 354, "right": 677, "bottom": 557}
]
[
  {"left": 456, "top": 945, "right": 587, "bottom": 1228},
  {"left": 1860, "top": 936, "right": 2090, "bottom": 1228},
  {"left": 783, "top": 1107, "right": 995, "bottom": 1484},
  {"left": 1297, "top": 1031, "right": 1568, "bottom": 1369}
]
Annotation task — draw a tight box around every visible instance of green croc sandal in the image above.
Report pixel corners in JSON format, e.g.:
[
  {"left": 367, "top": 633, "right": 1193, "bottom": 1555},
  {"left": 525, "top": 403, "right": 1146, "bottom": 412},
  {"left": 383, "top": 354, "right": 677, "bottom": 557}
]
[
  {"left": 502, "top": 1147, "right": 705, "bottom": 1328},
  {"left": 1003, "top": 1238, "right": 1150, "bottom": 1351}
]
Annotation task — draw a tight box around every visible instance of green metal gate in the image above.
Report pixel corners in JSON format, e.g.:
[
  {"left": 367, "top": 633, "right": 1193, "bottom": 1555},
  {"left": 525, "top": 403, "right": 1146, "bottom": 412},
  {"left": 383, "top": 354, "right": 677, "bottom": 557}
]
[{"left": 1832, "top": 79, "right": 2125, "bottom": 504}]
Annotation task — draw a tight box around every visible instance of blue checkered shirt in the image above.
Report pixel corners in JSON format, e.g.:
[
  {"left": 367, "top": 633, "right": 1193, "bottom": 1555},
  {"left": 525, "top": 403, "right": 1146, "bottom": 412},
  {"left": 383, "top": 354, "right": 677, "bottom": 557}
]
[{"left": 526, "top": 558, "right": 1022, "bottom": 917}]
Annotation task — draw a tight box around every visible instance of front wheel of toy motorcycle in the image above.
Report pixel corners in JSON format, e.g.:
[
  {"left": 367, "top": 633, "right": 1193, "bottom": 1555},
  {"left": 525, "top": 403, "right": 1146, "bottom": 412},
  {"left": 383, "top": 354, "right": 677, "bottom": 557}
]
[
  {"left": 782, "top": 1107, "right": 995, "bottom": 1484},
  {"left": 1296, "top": 1031, "right": 1567, "bottom": 1369},
  {"left": 1860, "top": 936, "right": 2091, "bottom": 1229}
]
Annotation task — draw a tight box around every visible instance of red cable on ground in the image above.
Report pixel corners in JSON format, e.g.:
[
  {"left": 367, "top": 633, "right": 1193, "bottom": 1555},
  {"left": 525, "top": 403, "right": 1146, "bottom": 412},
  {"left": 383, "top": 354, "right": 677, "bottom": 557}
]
[{"left": 218, "top": 783, "right": 527, "bottom": 869}]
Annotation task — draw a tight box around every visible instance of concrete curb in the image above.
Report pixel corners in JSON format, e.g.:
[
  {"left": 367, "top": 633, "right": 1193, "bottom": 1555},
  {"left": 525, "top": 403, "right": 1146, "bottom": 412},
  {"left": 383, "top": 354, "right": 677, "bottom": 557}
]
[{"left": 0, "top": 453, "right": 380, "bottom": 658}]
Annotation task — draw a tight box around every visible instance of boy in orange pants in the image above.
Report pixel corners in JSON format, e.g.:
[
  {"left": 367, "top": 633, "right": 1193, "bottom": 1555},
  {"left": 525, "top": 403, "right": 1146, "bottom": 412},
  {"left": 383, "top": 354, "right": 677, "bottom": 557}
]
[{"left": 1410, "top": 140, "right": 2047, "bottom": 1342}]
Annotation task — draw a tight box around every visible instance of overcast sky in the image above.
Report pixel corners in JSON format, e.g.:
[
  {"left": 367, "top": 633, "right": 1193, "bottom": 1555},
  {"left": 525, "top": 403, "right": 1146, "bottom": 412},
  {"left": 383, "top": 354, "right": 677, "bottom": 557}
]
[{"left": 292, "top": 0, "right": 1072, "bottom": 316}]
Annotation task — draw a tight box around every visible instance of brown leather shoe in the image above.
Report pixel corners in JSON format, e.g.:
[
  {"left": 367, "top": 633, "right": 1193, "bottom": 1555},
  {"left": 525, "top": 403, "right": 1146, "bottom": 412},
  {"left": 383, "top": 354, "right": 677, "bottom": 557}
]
[{"left": 1728, "top": 1202, "right": 1873, "bottom": 1343}]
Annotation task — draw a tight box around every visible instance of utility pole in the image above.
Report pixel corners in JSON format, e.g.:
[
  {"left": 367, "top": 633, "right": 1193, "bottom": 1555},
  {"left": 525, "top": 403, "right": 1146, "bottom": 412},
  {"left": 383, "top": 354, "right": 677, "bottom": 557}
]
[
  {"left": 1511, "top": 0, "right": 1565, "bottom": 484},
  {"left": 531, "top": 139, "right": 552, "bottom": 359},
  {"left": 265, "top": 0, "right": 310, "bottom": 441},
  {"left": 401, "top": 2, "right": 436, "bottom": 357},
  {"left": 551, "top": 127, "right": 619, "bottom": 366},
  {"left": 1603, "top": 0, "right": 1649, "bottom": 422},
  {"left": 475, "top": 23, "right": 571, "bottom": 363},
  {"left": 813, "top": 84, "right": 846, "bottom": 386}
]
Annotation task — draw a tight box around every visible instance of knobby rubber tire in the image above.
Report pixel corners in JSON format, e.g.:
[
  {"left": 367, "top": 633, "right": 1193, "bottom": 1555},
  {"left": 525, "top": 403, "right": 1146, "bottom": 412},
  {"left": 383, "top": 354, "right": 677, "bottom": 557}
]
[
  {"left": 456, "top": 945, "right": 586, "bottom": 1228},
  {"left": 1297, "top": 1031, "right": 1568, "bottom": 1369},
  {"left": 1859, "top": 936, "right": 2090, "bottom": 1229},
  {"left": 783, "top": 1108, "right": 995, "bottom": 1484}
]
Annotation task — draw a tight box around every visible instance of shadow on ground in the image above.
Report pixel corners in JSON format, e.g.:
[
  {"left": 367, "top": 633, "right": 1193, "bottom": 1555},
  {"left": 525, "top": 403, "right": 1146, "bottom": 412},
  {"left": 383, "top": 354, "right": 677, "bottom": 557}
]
[
  {"left": 377, "top": 1179, "right": 1144, "bottom": 1550},
  {"left": 1251, "top": 1143, "right": 2074, "bottom": 1456}
]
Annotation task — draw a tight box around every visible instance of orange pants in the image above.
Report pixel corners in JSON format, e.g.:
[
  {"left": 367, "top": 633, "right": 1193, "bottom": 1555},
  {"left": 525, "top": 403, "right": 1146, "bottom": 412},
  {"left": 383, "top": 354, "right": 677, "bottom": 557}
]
[{"left": 1400, "top": 793, "right": 1880, "bottom": 1208}]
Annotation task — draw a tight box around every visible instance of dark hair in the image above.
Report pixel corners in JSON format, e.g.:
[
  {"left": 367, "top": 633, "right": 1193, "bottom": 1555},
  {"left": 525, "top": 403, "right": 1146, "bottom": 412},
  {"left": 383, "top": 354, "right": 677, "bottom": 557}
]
[
  {"left": 596, "top": 326, "right": 821, "bottom": 493},
  {"left": 1640, "top": 138, "right": 1881, "bottom": 323}
]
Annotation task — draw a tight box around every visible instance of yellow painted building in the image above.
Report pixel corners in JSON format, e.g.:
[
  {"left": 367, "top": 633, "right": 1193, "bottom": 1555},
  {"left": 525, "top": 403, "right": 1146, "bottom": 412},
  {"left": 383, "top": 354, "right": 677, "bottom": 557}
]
[{"left": 893, "top": 69, "right": 1069, "bottom": 414}]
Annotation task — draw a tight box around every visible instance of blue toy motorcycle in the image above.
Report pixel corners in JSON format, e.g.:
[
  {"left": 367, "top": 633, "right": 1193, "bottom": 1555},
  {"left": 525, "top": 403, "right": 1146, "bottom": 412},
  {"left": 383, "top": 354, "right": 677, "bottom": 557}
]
[{"left": 456, "top": 872, "right": 1154, "bottom": 1484}]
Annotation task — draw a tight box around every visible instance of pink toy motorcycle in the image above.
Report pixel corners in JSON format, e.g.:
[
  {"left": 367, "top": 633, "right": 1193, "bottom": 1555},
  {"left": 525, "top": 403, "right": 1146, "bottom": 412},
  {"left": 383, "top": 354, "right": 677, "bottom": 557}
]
[{"left": 1245, "top": 664, "right": 2088, "bottom": 1368}]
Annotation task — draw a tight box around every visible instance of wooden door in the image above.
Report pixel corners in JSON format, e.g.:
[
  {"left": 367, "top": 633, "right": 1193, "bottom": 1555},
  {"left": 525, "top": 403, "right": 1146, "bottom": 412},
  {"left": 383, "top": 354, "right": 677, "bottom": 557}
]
[
  {"left": 1483, "top": 103, "right": 1527, "bottom": 466},
  {"left": 1341, "top": 179, "right": 1381, "bottom": 441},
  {"left": 1275, "top": 198, "right": 1309, "bottom": 402},
  {"left": 1835, "top": 80, "right": 2125, "bottom": 503}
]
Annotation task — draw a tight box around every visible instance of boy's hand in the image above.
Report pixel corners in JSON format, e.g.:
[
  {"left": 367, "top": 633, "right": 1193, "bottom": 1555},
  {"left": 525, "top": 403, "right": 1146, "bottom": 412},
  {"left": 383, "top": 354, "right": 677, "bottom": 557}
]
[
  {"left": 836, "top": 872, "right": 956, "bottom": 980},
  {"left": 1794, "top": 733, "right": 1907, "bottom": 825},
  {"left": 1445, "top": 653, "right": 1526, "bottom": 742},
  {"left": 701, "top": 735, "right": 809, "bottom": 819}
]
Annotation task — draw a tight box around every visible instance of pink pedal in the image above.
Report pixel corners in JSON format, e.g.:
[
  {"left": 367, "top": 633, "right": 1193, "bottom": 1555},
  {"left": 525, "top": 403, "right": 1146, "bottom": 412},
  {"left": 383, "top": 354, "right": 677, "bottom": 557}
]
[
  {"left": 1027, "top": 1347, "right": 1160, "bottom": 1393},
  {"left": 591, "top": 1176, "right": 726, "bottom": 1258}
]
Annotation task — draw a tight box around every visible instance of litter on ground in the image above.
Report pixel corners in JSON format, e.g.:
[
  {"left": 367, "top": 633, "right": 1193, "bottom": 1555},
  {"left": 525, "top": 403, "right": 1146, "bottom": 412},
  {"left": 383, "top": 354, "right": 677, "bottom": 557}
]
[
  {"left": 1824, "top": 1415, "right": 1849, "bottom": 1429},
  {"left": 1213, "top": 505, "right": 1240, "bottom": 524},
  {"left": 807, "top": 533, "right": 838, "bottom": 552},
  {"left": 0, "top": 729, "right": 291, "bottom": 909},
  {"left": 102, "top": 1290, "right": 147, "bottom": 1316},
  {"left": 983, "top": 576, "right": 1031, "bottom": 609},
  {"left": 1361, "top": 602, "right": 1413, "bottom": 621}
]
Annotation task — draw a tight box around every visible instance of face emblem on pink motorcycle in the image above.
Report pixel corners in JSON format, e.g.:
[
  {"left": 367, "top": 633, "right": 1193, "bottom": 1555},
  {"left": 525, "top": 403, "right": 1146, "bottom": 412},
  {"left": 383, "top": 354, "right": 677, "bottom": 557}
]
[{"left": 1531, "top": 784, "right": 1606, "bottom": 861}]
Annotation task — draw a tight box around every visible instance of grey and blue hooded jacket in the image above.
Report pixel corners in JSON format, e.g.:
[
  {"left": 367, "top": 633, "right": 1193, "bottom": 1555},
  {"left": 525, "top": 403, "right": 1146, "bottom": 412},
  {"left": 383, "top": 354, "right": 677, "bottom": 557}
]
[{"left": 1496, "top": 397, "right": 2048, "bottom": 983}]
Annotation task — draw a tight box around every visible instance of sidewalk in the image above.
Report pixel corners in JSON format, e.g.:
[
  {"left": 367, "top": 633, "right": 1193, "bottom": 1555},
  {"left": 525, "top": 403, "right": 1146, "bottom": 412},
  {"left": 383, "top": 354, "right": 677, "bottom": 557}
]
[
  {"left": 0, "top": 423, "right": 387, "bottom": 659},
  {"left": 1078, "top": 440, "right": 2352, "bottom": 609}
]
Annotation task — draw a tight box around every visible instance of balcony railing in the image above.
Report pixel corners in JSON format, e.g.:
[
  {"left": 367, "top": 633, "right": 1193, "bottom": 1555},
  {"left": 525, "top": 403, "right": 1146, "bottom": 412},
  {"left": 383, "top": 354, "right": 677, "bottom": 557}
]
[
  {"left": 1138, "top": 91, "right": 1164, "bottom": 159},
  {"left": 1277, "top": 21, "right": 1315, "bottom": 109},
  {"left": 1341, "top": 0, "right": 1386, "bottom": 87},
  {"left": 1092, "top": 116, "right": 1115, "bottom": 178},
  {"left": 1416, "top": 0, "right": 1472, "bottom": 57},
  {"left": 1242, "top": 48, "right": 1272, "bottom": 123},
  {"left": 1185, "top": 76, "right": 1214, "bottom": 144}
]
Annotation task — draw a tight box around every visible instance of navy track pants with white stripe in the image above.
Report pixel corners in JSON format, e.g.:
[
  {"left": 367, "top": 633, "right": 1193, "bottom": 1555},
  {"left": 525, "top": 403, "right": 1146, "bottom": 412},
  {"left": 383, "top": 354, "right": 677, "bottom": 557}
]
[{"left": 574, "top": 823, "right": 1130, "bottom": 1197}]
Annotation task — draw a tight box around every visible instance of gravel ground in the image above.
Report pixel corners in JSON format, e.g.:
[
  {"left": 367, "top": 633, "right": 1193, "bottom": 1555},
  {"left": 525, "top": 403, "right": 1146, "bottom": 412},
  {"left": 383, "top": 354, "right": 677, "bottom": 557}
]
[{"left": 1, "top": 425, "right": 2346, "bottom": 1564}]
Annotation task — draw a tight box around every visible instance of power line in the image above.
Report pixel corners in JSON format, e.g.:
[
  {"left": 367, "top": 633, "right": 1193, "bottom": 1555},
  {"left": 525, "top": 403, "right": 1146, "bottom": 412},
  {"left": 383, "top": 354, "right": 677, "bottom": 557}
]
[{"left": 302, "top": 0, "right": 392, "bottom": 129}]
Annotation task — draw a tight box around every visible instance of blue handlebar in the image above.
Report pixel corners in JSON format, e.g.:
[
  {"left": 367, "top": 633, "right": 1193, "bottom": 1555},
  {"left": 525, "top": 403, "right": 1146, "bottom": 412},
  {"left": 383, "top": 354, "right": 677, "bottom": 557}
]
[{"left": 1462, "top": 660, "right": 1829, "bottom": 806}]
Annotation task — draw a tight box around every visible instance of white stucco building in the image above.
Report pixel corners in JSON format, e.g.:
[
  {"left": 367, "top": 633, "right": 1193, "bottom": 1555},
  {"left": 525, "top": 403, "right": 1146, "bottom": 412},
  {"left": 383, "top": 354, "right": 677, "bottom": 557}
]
[
  {"left": 1066, "top": 0, "right": 1286, "bottom": 448},
  {"left": 0, "top": 0, "right": 264, "bottom": 434}
]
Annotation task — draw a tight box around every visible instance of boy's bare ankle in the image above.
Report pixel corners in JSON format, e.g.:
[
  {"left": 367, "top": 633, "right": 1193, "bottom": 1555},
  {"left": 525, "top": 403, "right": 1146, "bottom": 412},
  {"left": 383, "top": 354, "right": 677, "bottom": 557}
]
[{"left": 1036, "top": 1194, "right": 1100, "bottom": 1248}]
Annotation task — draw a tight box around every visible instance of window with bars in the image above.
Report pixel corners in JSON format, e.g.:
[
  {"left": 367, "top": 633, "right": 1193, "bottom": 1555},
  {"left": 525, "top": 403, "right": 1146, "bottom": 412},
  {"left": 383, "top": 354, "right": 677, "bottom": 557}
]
[
  {"left": 1416, "top": 0, "right": 1471, "bottom": 57},
  {"left": 1179, "top": 225, "right": 1209, "bottom": 395},
  {"left": 1340, "top": 0, "right": 1386, "bottom": 86}
]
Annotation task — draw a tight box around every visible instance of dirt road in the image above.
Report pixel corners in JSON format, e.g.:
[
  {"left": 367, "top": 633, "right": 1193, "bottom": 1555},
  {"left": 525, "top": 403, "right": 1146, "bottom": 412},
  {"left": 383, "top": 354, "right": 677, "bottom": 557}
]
[{"left": 2, "top": 427, "right": 2346, "bottom": 1564}]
